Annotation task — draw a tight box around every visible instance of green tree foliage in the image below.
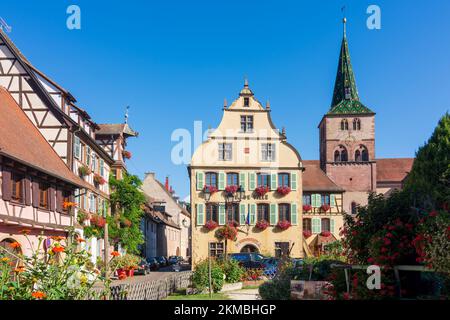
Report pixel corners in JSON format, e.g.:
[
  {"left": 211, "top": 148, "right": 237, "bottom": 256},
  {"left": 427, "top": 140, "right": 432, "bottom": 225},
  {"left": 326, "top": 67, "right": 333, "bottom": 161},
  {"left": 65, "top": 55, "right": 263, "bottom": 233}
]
[
  {"left": 192, "top": 259, "right": 224, "bottom": 293},
  {"left": 108, "top": 174, "right": 146, "bottom": 254},
  {"left": 404, "top": 112, "right": 450, "bottom": 208}
]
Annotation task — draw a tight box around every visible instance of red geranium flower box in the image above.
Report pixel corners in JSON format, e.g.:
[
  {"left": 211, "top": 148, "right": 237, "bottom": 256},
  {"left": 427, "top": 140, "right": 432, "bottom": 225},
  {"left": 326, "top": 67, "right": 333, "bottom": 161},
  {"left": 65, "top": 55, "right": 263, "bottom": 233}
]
[
  {"left": 321, "top": 231, "right": 331, "bottom": 237},
  {"left": 122, "top": 150, "right": 132, "bottom": 159},
  {"left": 203, "top": 185, "right": 218, "bottom": 194},
  {"left": 94, "top": 174, "right": 106, "bottom": 185},
  {"left": 255, "top": 186, "right": 270, "bottom": 196},
  {"left": 277, "top": 220, "right": 291, "bottom": 230},
  {"left": 303, "top": 230, "right": 312, "bottom": 239},
  {"left": 204, "top": 220, "right": 218, "bottom": 231},
  {"left": 228, "top": 220, "right": 239, "bottom": 228},
  {"left": 225, "top": 185, "right": 238, "bottom": 194},
  {"left": 276, "top": 186, "right": 291, "bottom": 196},
  {"left": 255, "top": 220, "right": 269, "bottom": 230},
  {"left": 216, "top": 225, "right": 238, "bottom": 241},
  {"left": 321, "top": 204, "right": 331, "bottom": 212},
  {"left": 303, "top": 205, "right": 312, "bottom": 212}
]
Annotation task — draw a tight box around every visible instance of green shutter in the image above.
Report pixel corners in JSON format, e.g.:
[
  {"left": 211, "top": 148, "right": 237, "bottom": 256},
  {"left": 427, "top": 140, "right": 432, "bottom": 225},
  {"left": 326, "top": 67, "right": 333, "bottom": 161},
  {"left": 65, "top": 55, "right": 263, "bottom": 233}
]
[
  {"left": 196, "top": 171, "right": 205, "bottom": 191},
  {"left": 239, "top": 203, "right": 246, "bottom": 225},
  {"left": 270, "top": 203, "right": 278, "bottom": 225},
  {"left": 249, "top": 172, "right": 256, "bottom": 190},
  {"left": 291, "top": 203, "right": 298, "bottom": 225},
  {"left": 249, "top": 204, "right": 256, "bottom": 225},
  {"left": 291, "top": 172, "right": 298, "bottom": 191},
  {"left": 218, "top": 204, "right": 226, "bottom": 225},
  {"left": 330, "top": 219, "right": 335, "bottom": 234},
  {"left": 197, "top": 203, "right": 205, "bottom": 226},
  {"left": 270, "top": 173, "right": 277, "bottom": 190},
  {"left": 313, "top": 194, "right": 321, "bottom": 207},
  {"left": 239, "top": 172, "right": 246, "bottom": 190},
  {"left": 218, "top": 171, "right": 226, "bottom": 190},
  {"left": 312, "top": 218, "right": 320, "bottom": 233},
  {"left": 330, "top": 194, "right": 336, "bottom": 207}
]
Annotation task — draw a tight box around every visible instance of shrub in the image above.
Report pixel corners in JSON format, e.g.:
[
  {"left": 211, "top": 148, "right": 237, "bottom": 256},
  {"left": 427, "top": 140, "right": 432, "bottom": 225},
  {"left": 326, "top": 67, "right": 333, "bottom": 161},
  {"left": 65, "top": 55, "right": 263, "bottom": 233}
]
[
  {"left": 114, "top": 254, "right": 140, "bottom": 270},
  {"left": 192, "top": 259, "right": 224, "bottom": 293},
  {"left": 221, "top": 259, "right": 245, "bottom": 283}
]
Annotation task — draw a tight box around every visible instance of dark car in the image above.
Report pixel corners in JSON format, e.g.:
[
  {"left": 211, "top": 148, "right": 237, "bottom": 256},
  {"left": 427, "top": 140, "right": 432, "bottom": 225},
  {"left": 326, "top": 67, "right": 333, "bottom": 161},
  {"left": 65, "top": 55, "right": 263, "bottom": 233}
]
[
  {"left": 229, "top": 253, "right": 265, "bottom": 269},
  {"left": 146, "top": 257, "right": 160, "bottom": 271},
  {"left": 168, "top": 256, "right": 183, "bottom": 265},
  {"left": 155, "top": 256, "right": 168, "bottom": 267},
  {"left": 134, "top": 259, "right": 151, "bottom": 276}
]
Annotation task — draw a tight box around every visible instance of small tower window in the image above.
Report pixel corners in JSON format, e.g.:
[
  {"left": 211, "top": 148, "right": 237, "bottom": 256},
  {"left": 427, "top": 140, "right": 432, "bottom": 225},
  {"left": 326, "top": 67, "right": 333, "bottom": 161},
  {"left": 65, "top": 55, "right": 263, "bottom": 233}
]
[
  {"left": 345, "top": 87, "right": 352, "bottom": 99},
  {"left": 334, "top": 145, "right": 348, "bottom": 162},
  {"left": 244, "top": 97, "right": 249, "bottom": 107},
  {"left": 354, "top": 145, "right": 369, "bottom": 162},
  {"left": 341, "top": 119, "right": 349, "bottom": 131},
  {"left": 353, "top": 118, "right": 361, "bottom": 130}
]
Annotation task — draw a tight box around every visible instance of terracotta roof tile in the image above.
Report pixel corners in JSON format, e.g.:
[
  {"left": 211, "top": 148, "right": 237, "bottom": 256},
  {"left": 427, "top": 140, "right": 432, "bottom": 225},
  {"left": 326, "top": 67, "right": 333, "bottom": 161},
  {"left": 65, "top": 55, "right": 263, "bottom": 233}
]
[
  {"left": 302, "top": 161, "right": 344, "bottom": 192},
  {"left": 376, "top": 158, "right": 414, "bottom": 182},
  {"left": 0, "top": 87, "right": 87, "bottom": 187},
  {"left": 96, "top": 123, "right": 138, "bottom": 137}
]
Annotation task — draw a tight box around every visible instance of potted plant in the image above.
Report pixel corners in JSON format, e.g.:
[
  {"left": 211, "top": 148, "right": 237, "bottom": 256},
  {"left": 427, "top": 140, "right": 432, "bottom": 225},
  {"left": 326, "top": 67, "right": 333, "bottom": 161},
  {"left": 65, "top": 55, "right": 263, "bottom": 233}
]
[
  {"left": 255, "top": 220, "right": 269, "bottom": 230},
  {"left": 225, "top": 185, "right": 238, "bottom": 195},
  {"left": 321, "top": 204, "right": 331, "bottom": 212},
  {"left": 276, "top": 186, "right": 291, "bottom": 196},
  {"left": 303, "top": 204, "right": 312, "bottom": 212},
  {"left": 77, "top": 209, "right": 89, "bottom": 224},
  {"left": 122, "top": 150, "right": 132, "bottom": 159},
  {"left": 78, "top": 165, "right": 91, "bottom": 177},
  {"left": 216, "top": 224, "right": 238, "bottom": 241},
  {"left": 255, "top": 186, "right": 269, "bottom": 197},
  {"left": 90, "top": 214, "right": 106, "bottom": 228},
  {"left": 204, "top": 220, "right": 218, "bottom": 231},
  {"left": 277, "top": 220, "right": 291, "bottom": 230},
  {"left": 303, "top": 230, "right": 312, "bottom": 239},
  {"left": 203, "top": 185, "right": 218, "bottom": 195},
  {"left": 321, "top": 230, "right": 331, "bottom": 237},
  {"left": 93, "top": 174, "right": 106, "bottom": 185}
]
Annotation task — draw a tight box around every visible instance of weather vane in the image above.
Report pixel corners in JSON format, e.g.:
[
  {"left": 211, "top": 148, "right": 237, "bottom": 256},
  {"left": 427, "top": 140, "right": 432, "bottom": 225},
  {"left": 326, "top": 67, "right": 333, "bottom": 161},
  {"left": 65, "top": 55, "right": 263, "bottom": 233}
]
[{"left": 124, "top": 106, "right": 130, "bottom": 124}]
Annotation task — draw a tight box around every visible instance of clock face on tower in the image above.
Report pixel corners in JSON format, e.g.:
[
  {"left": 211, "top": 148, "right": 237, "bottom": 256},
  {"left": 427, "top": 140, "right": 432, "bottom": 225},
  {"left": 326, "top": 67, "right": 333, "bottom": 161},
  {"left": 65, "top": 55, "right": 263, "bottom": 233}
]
[{"left": 344, "top": 132, "right": 356, "bottom": 147}]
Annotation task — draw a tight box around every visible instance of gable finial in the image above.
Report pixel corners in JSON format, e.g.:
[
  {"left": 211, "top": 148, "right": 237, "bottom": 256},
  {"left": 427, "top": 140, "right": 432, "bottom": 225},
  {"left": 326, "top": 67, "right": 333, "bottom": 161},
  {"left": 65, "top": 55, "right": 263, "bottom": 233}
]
[
  {"left": 244, "top": 76, "right": 248, "bottom": 88},
  {"left": 341, "top": 6, "right": 347, "bottom": 37},
  {"left": 223, "top": 98, "right": 228, "bottom": 108},
  {"left": 124, "top": 106, "right": 130, "bottom": 124},
  {"left": 266, "top": 100, "right": 271, "bottom": 110}
]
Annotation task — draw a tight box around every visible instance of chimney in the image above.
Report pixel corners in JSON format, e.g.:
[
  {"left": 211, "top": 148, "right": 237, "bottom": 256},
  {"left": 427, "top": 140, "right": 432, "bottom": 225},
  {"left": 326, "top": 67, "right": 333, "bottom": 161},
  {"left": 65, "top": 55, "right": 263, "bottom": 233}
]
[{"left": 165, "top": 176, "right": 169, "bottom": 191}]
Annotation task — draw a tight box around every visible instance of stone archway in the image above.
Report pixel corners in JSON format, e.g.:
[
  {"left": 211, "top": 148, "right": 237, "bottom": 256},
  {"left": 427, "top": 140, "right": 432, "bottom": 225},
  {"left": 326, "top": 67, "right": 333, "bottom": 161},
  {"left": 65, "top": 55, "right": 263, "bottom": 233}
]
[{"left": 240, "top": 244, "right": 259, "bottom": 253}]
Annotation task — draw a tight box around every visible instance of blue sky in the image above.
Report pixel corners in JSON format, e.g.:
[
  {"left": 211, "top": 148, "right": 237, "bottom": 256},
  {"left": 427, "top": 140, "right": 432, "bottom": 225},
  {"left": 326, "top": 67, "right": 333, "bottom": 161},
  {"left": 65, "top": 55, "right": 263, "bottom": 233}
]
[{"left": 1, "top": 0, "right": 449, "bottom": 199}]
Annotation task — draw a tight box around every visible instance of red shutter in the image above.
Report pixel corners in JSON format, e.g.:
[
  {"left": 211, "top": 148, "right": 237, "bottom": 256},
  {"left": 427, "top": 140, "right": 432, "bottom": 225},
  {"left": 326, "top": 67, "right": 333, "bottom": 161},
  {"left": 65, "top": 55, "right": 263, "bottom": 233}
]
[
  {"left": 24, "top": 177, "right": 31, "bottom": 206},
  {"left": 49, "top": 186, "right": 56, "bottom": 211},
  {"left": 32, "top": 180, "right": 39, "bottom": 208},
  {"left": 56, "top": 189, "right": 63, "bottom": 213},
  {"left": 2, "top": 167, "right": 12, "bottom": 201}
]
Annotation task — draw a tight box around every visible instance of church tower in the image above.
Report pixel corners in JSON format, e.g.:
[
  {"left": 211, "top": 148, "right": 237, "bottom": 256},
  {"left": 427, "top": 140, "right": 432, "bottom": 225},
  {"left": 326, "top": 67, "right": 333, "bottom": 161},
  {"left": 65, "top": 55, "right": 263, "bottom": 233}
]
[{"left": 319, "top": 18, "right": 376, "bottom": 214}]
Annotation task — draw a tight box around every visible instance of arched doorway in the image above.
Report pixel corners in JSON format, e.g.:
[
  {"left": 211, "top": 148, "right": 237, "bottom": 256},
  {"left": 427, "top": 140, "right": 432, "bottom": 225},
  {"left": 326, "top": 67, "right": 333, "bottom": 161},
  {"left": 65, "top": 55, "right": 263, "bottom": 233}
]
[{"left": 240, "top": 244, "right": 259, "bottom": 253}]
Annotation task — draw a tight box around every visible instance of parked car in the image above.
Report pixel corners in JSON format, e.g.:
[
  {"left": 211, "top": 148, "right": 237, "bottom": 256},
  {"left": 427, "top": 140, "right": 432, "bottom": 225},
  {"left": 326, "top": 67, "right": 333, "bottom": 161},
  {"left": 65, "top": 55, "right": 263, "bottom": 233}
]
[
  {"left": 155, "top": 256, "right": 168, "bottom": 267},
  {"left": 229, "top": 253, "right": 265, "bottom": 269},
  {"left": 168, "top": 256, "right": 183, "bottom": 265},
  {"left": 134, "top": 259, "right": 151, "bottom": 276},
  {"left": 292, "top": 258, "right": 304, "bottom": 268},
  {"left": 146, "top": 257, "right": 160, "bottom": 271}
]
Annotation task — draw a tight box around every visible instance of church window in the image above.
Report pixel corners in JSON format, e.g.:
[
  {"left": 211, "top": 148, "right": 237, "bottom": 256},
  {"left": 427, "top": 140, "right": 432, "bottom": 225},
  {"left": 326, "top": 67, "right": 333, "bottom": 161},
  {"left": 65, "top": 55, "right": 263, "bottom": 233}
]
[
  {"left": 355, "top": 145, "right": 369, "bottom": 162},
  {"left": 334, "top": 145, "right": 348, "bottom": 162},
  {"left": 353, "top": 118, "right": 361, "bottom": 130},
  {"left": 344, "top": 87, "right": 352, "bottom": 99},
  {"left": 244, "top": 97, "right": 249, "bottom": 107},
  {"left": 341, "top": 119, "right": 349, "bottom": 130}
]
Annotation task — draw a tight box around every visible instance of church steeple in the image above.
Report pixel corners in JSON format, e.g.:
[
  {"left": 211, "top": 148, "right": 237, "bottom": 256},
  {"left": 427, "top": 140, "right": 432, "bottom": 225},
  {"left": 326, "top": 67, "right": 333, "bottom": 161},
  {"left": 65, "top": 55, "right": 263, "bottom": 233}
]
[{"left": 329, "top": 18, "right": 374, "bottom": 115}]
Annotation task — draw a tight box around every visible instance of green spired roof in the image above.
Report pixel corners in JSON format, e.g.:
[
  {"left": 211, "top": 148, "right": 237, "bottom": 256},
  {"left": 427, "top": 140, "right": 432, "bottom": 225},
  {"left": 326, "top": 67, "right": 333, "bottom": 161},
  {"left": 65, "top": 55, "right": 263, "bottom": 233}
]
[{"left": 328, "top": 19, "right": 374, "bottom": 115}]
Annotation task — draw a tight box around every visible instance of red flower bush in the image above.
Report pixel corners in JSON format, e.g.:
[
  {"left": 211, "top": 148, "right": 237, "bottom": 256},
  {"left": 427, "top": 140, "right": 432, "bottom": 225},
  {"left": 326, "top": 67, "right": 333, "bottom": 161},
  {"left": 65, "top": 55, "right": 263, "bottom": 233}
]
[
  {"left": 277, "top": 220, "right": 291, "bottom": 230},
  {"left": 122, "top": 150, "right": 132, "bottom": 159},
  {"left": 90, "top": 214, "right": 106, "bottom": 228},
  {"left": 225, "top": 185, "right": 238, "bottom": 194},
  {"left": 255, "top": 186, "right": 269, "bottom": 196},
  {"left": 303, "top": 230, "right": 312, "bottom": 239},
  {"left": 203, "top": 185, "right": 218, "bottom": 194},
  {"left": 276, "top": 186, "right": 291, "bottom": 196},
  {"left": 255, "top": 220, "right": 269, "bottom": 230},
  {"left": 216, "top": 224, "right": 238, "bottom": 241},
  {"left": 204, "top": 220, "right": 218, "bottom": 231},
  {"left": 94, "top": 174, "right": 106, "bottom": 185},
  {"left": 303, "top": 204, "right": 312, "bottom": 212},
  {"left": 321, "top": 230, "right": 331, "bottom": 237},
  {"left": 321, "top": 204, "right": 331, "bottom": 212}
]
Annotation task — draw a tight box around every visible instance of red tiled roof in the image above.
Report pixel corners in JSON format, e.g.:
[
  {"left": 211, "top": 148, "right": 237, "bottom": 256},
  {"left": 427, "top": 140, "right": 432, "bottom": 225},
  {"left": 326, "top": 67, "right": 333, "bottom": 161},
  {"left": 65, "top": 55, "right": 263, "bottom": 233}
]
[
  {"left": 376, "top": 158, "right": 414, "bottom": 182},
  {"left": 0, "top": 87, "right": 87, "bottom": 187},
  {"left": 302, "top": 161, "right": 344, "bottom": 192},
  {"left": 96, "top": 123, "right": 138, "bottom": 137}
]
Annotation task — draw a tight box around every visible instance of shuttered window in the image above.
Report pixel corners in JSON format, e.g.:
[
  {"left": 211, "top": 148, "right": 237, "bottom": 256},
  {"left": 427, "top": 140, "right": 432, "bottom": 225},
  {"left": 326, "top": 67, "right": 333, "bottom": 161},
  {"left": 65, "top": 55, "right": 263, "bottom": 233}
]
[
  {"left": 11, "top": 173, "right": 24, "bottom": 204},
  {"left": 38, "top": 183, "right": 49, "bottom": 209},
  {"left": 206, "top": 204, "right": 218, "bottom": 223},
  {"left": 257, "top": 204, "right": 269, "bottom": 222},
  {"left": 278, "top": 204, "right": 290, "bottom": 222},
  {"left": 303, "top": 218, "right": 312, "bottom": 232},
  {"left": 278, "top": 173, "right": 289, "bottom": 187},
  {"left": 74, "top": 136, "right": 81, "bottom": 160},
  {"left": 226, "top": 203, "right": 239, "bottom": 224}
]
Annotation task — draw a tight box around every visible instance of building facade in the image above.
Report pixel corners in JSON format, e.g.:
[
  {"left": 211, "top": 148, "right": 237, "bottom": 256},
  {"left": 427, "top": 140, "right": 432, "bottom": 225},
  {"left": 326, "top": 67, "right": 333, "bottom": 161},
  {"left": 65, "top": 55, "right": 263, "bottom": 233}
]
[{"left": 189, "top": 81, "right": 304, "bottom": 265}]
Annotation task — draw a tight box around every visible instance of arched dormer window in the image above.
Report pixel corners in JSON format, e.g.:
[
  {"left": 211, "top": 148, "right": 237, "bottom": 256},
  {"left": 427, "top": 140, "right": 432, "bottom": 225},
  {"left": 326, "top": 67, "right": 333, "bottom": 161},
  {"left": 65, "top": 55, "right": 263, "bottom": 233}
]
[
  {"left": 353, "top": 118, "right": 361, "bottom": 130},
  {"left": 341, "top": 119, "right": 349, "bottom": 131},
  {"left": 354, "top": 145, "right": 369, "bottom": 162},
  {"left": 334, "top": 145, "right": 348, "bottom": 162}
]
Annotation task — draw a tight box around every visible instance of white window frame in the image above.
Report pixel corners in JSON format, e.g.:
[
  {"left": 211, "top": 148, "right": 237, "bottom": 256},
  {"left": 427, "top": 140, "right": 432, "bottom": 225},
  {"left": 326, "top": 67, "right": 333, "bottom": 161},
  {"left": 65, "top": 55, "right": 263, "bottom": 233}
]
[
  {"left": 218, "top": 143, "right": 232, "bottom": 161},
  {"left": 261, "top": 143, "right": 276, "bottom": 161},
  {"left": 74, "top": 136, "right": 81, "bottom": 160}
]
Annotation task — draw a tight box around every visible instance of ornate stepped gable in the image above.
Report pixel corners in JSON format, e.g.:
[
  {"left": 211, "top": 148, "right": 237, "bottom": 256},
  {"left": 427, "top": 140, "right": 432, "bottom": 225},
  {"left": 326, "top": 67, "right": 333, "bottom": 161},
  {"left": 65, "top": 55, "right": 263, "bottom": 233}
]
[{"left": 328, "top": 19, "right": 374, "bottom": 115}]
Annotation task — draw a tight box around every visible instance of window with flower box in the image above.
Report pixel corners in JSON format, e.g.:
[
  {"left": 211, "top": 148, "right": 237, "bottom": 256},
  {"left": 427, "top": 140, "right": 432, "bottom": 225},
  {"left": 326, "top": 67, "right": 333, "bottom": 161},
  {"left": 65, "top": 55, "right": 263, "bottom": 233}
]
[
  {"left": 303, "top": 218, "right": 312, "bottom": 232},
  {"left": 226, "top": 173, "right": 239, "bottom": 187},
  {"left": 321, "top": 218, "right": 331, "bottom": 232},
  {"left": 257, "top": 204, "right": 269, "bottom": 221},
  {"left": 278, "top": 204, "right": 290, "bottom": 222},
  {"left": 303, "top": 194, "right": 311, "bottom": 205},
  {"left": 278, "top": 173, "right": 289, "bottom": 187},
  {"left": 209, "top": 242, "right": 224, "bottom": 258},
  {"left": 226, "top": 203, "right": 239, "bottom": 224},
  {"left": 205, "top": 172, "right": 218, "bottom": 189},
  {"left": 61, "top": 190, "right": 71, "bottom": 213},
  {"left": 206, "top": 204, "right": 219, "bottom": 223},
  {"left": 321, "top": 194, "right": 330, "bottom": 205},
  {"left": 257, "top": 173, "right": 270, "bottom": 188}
]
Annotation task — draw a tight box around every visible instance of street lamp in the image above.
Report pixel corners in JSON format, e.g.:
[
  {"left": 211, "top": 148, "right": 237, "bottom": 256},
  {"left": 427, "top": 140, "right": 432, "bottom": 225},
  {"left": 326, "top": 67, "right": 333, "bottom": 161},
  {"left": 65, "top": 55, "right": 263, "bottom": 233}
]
[
  {"left": 203, "top": 187, "right": 211, "bottom": 202},
  {"left": 237, "top": 185, "right": 245, "bottom": 201}
]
